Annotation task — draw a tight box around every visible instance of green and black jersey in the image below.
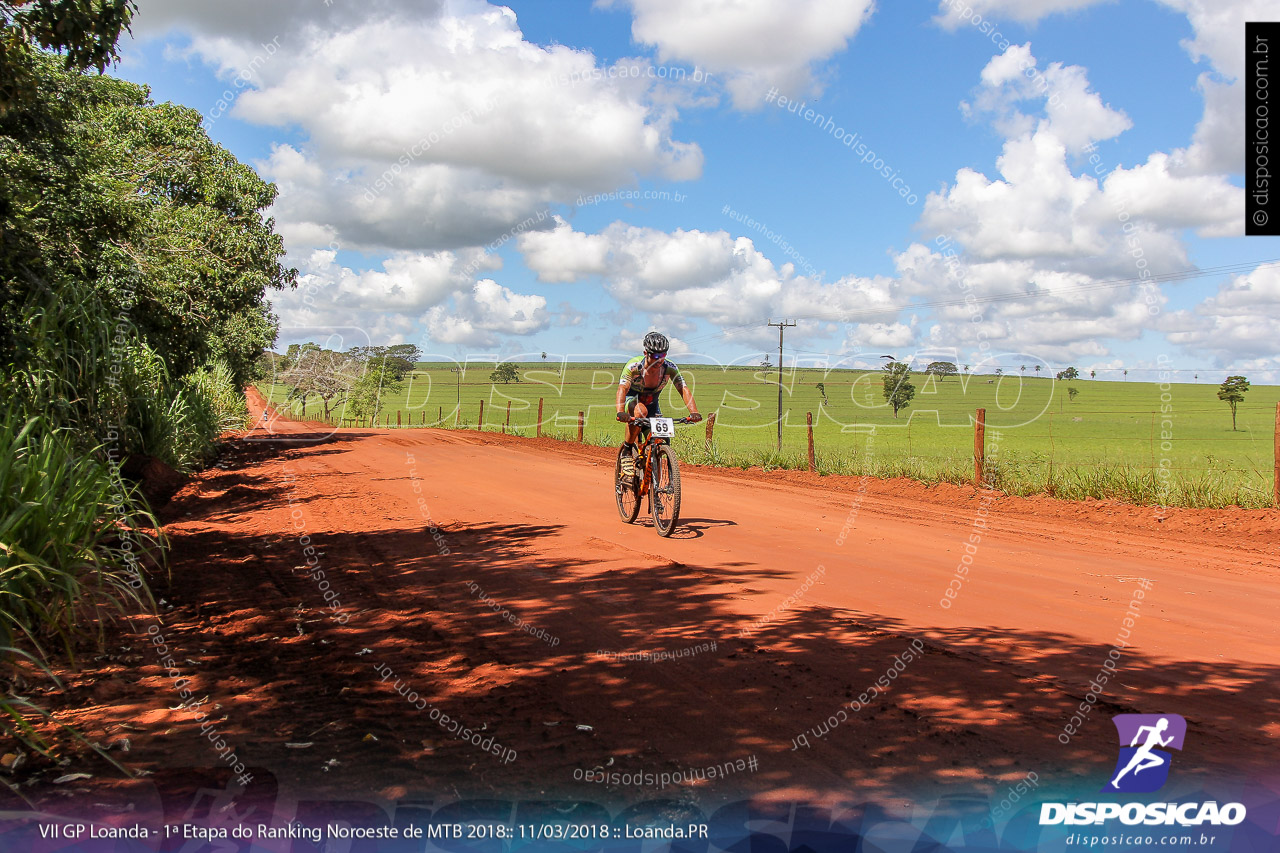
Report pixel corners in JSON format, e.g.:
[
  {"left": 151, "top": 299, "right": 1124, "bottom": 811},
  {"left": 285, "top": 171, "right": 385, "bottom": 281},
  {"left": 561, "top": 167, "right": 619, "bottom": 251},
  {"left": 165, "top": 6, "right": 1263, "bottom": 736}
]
[{"left": 618, "top": 355, "right": 685, "bottom": 403}]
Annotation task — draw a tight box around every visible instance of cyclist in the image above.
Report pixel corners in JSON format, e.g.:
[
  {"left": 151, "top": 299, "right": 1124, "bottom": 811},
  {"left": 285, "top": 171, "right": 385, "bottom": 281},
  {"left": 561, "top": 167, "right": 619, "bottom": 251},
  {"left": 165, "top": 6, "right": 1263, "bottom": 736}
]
[{"left": 615, "top": 331, "right": 702, "bottom": 478}]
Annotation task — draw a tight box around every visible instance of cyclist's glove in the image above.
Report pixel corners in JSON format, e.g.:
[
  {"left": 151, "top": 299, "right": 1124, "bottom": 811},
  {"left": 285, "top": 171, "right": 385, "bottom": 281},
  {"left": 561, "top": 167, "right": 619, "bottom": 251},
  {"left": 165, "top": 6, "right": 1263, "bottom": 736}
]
[
  {"left": 616, "top": 411, "right": 630, "bottom": 423},
  {"left": 688, "top": 412, "right": 703, "bottom": 423}
]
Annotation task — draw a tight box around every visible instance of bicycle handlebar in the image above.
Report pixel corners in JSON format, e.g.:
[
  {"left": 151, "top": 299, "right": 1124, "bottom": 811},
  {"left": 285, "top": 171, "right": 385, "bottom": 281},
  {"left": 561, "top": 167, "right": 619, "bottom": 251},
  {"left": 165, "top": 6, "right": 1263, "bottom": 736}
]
[{"left": 628, "top": 416, "right": 697, "bottom": 426}]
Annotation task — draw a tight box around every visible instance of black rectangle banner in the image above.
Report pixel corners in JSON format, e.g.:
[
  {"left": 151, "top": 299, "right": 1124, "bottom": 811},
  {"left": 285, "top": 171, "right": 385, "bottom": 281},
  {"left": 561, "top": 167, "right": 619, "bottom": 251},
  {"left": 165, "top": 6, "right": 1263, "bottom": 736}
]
[{"left": 1247, "top": 21, "right": 1280, "bottom": 235}]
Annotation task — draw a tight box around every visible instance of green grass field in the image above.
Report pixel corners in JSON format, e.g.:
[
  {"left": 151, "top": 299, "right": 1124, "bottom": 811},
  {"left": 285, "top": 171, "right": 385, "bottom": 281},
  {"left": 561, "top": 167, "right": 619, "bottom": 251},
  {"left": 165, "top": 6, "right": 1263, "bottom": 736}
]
[{"left": 262, "top": 362, "right": 1280, "bottom": 509}]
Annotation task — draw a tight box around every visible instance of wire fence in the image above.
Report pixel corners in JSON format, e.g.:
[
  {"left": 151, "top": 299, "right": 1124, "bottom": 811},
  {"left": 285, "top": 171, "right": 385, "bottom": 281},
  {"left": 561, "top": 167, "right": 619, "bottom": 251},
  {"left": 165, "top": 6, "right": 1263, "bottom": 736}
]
[{"left": 261, "top": 387, "right": 1280, "bottom": 510}]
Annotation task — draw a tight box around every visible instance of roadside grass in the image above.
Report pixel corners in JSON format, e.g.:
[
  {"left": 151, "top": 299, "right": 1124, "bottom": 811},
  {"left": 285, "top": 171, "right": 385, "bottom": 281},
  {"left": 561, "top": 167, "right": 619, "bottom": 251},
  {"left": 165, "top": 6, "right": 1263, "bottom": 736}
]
[{"left": 0, "top": 280, "right": 237, "bottom": 787}]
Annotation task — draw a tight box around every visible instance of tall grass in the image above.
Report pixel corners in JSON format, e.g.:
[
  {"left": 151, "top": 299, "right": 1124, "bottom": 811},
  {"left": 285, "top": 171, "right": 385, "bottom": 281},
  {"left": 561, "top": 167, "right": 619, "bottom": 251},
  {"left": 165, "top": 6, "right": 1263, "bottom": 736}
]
[
  {"left": 0, "top": 402, "right": 162, "bottom": 779},
  {"left": 0, "top": 277, "right": 234, "bottom": 784},
  {"left": 124, "top": 348, "right": 249, "bottom": 472},
  {"left": 0, "top": 409, "right": 159, "bottom": 653}
]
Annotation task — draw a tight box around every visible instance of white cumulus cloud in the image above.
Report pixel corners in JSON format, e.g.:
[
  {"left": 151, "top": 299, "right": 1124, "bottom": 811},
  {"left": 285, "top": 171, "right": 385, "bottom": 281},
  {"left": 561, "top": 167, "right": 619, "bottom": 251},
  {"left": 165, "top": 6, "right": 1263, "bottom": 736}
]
[{"left": 601, "top": 0, "right": 874, "bottom": 109}]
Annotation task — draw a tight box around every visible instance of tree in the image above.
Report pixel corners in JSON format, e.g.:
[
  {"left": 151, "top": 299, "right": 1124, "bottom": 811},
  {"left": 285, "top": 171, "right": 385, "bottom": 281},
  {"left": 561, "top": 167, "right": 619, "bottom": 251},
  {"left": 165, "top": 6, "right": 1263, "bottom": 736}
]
[
  {"left": 348, "top": 359, "right": 404, "bottom": 422},
  {"left": 338, "top": 346, "right": 419, "bottom": 421},
  {"left": 1217, "top": 376, "right": 1250, "bottom": 431},
  {"left": 541, "top": 351, "right": 547, "bottom": 362},
  {"left": 1089, "top": 369, "right": 1096, "bottom": 380},
  {"left": 1056, "top": 367, "right": 1080, "bottom": 381},
  {"left": 281, "top": 347, "right": 360, "bottom": 419},
  {"left": 490, "top": 361, "right": 521, "bottom": 384},
  {"left": 386, "top": 343, "right": 422, "bottom": 370},
  {"left": 761, "top": 354, "right": 771, "bottom": 368},
  {"left": 1123, "top": 369, "right": 1128, "bottom": 381},
  {"left": 815, "top": 382, "right": 829, "bottom": 405},
  {"left": 995, "top": 367, "right": 1004, "bottom": 376},
  {"left": 924, "top": 361, "right": 958, "bottom": 380},
  {"left": 1068, "top": 386, "right": 1079, "bottom": 403},
  {"left": 1034, "top": 365, "right": 1041, "bottom": 375},
  {"left": 282, "top": 342, "right": 319, "bottom": 371},
  {"left": 1020, "top": 365, "right": 1027, "bottom": 375},
  {"left": 963, "top": 364, "right": 970, "bottom": 374},
  {"left": 1, "top": 0, "right": 137, "bottom": 113},
  {"left": 1, "top": 53, "right": 296, "bottom": 386},
  {"left": 881, "top": 361, "right": 915, "bottom": 418},
  {"left": 348, "top": 345, "right": 418, "bottom": 381}
]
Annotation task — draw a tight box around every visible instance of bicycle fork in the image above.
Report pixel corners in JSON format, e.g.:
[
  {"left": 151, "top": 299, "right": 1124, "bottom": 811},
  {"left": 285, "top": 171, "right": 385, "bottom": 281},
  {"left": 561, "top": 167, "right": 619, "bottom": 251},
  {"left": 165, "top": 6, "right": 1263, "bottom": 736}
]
[{"left": 637, "top": 445, "right": 651, "bottom": 497}]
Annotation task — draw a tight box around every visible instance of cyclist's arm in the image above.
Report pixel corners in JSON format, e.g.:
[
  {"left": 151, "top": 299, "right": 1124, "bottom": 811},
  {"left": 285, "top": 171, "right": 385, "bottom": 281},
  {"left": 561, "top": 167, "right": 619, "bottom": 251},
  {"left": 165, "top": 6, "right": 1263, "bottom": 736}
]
[
  {"left": 669, "top": 365, "right": 699, "bottom": 416},
  {"left": 679, "top": 383, "right": 699, "bottom": 416},
  {"left": 616, "top": 380, "right": 629, "bottom": 414}
]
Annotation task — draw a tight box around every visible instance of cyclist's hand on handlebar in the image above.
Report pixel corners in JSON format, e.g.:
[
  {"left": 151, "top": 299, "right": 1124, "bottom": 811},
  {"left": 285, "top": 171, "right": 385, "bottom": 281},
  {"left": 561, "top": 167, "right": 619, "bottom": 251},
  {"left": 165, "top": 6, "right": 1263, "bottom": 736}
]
[
  {"left": 616, "top": 411, "right": 630, "bottom": 423},
  {"left": 687, "top": 412, "right": 703, "bottom": 423}
]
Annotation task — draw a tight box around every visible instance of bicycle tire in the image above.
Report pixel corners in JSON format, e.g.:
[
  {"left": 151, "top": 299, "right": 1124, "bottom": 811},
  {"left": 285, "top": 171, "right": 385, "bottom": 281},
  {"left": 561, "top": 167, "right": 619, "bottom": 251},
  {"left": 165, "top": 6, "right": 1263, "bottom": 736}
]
[
  {"left": 614, "top": 445, "right": 641, "bottom": 523},
  {"left": 650, "top": 443, "right": 681, "bottom": 536}
]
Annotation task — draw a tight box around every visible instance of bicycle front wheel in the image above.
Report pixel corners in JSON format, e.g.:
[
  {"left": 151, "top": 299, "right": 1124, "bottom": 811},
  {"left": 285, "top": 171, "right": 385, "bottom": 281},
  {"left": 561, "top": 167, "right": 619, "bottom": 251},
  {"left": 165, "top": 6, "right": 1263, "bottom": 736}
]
[
  {"left": 650, "top": 444, "right": 681, "bottom": 536},
  {"left": 615, "top": 446, "right": 641, "bottom": 523}
]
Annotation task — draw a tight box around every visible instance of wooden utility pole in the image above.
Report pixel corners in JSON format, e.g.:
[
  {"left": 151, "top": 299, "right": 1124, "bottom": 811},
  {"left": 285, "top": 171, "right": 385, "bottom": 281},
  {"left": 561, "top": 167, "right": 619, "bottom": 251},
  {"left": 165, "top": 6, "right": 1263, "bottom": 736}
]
[{"left": 767, "top": 319, "right": 795, "bottom": 450}]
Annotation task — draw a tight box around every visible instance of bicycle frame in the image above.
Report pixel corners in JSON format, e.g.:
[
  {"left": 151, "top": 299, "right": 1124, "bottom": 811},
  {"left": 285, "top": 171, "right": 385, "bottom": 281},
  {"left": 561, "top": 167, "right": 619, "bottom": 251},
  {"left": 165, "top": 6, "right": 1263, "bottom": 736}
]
[
  {"left": 634, "top": 431, "right": 665, "bottom": 497},
  {"left": 628, "top": 417, "right": 688, "bottom": 497}
]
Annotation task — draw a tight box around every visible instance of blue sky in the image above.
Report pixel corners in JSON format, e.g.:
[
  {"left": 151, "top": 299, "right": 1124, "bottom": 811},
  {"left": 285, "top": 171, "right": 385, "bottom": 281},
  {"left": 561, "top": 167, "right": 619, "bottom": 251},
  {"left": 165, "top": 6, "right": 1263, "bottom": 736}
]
[{"left": 118, "top": 0, "right": 1280, "bottom": 380}]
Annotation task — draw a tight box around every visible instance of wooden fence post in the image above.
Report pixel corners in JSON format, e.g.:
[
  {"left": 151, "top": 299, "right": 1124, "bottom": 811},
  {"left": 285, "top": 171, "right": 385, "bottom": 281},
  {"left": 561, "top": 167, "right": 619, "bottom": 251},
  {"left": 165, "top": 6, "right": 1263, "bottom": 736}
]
[
  {"left": 577, "top": 411, "right": 584, "bottom": 442},
  {"left": 705, "top": 411, "right": 716, "bottom": 451},
  {"left": 537, "top": 398, "right": 544, "bottom": 437},
  {"left": 478, "top": 400, "right": 484, "bottom": 431},
  {"left": 806, "top": 411, "right": 816, "bottom": 472},
  {"left": 505, "top": 401, "right": 511, "bottom": 433},
  {"left": 397, "top": 410, "right": 401, "bottom": 428},
  {"left": 1274, "top": 402, "right": 1279, "bottom": 506},
  {"left": 974, "top": 407, "right": 986, "bottom": 487}
]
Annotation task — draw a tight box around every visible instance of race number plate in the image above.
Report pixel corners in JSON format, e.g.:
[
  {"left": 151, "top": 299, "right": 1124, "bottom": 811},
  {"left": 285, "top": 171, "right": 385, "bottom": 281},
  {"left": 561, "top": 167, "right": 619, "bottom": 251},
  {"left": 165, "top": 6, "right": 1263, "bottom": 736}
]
[{"left": 650, "top": 417, "right": 675, "bottom": 438}]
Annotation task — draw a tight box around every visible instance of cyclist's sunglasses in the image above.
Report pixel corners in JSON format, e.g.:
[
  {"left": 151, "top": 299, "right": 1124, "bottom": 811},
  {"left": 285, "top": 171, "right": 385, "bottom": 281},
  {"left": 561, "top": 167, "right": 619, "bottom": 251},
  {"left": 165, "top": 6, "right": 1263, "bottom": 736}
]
[{"left": 648, "top": 351, "right": 667, "bottom": 361}]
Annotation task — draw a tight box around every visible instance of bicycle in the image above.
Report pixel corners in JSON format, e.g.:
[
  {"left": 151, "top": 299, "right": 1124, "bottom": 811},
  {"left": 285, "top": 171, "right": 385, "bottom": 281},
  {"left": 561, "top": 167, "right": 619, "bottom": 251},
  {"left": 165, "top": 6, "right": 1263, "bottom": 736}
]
[{"left": 614, "top": 416, "right": 691, "bottom": 537}]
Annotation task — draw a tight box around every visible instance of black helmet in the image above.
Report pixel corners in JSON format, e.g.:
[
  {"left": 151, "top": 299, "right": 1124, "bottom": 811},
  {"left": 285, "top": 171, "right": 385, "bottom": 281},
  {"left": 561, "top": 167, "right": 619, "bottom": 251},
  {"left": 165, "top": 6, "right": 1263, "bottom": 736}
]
[{"left": 643, "top": 331, "right": 669, "bottom": 355}]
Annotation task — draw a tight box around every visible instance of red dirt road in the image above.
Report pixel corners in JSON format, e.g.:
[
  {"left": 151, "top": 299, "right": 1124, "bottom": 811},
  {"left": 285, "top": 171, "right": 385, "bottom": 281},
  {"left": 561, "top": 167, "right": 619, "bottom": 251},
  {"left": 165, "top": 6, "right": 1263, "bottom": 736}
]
[{"left": 16, "top": 389, "right": 1280, "bottom": 818}]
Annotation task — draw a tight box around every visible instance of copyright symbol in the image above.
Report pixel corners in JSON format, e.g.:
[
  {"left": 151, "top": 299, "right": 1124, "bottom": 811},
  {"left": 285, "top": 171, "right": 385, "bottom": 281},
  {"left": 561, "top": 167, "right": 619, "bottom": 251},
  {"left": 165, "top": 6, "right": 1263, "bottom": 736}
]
[{"left": 1253, "top": 210, "right": 1269, "bottom": 227}]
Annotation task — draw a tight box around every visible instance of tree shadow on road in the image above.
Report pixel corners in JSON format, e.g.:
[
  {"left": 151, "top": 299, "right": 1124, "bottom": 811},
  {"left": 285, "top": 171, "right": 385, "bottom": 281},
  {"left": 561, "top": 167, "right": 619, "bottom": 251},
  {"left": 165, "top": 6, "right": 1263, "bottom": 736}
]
[{"left": 20, "top": 429, "right": 1278, "bottom": 821}]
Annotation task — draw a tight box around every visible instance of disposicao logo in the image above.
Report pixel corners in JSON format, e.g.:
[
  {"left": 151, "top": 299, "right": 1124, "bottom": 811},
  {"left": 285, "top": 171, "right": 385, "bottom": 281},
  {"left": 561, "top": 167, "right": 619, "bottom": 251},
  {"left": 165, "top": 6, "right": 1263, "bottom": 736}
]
[
  {"left": 1039, "top": 713, "right": 1247, "bottom": 827},
  {"left": 1105, "top": 713, "right": 1185, "bottom": 793}
]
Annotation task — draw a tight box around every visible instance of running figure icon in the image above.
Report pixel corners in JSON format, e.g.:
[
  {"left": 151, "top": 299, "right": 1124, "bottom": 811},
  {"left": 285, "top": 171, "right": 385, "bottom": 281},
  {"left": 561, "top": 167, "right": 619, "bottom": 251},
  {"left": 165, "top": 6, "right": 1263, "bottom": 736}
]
[
  {"left": 1104, "top": 713, "right": 1186, "bottom": 793},
  {"left": 1110, "top": 717, "right": 1174, "bottom": 788}
]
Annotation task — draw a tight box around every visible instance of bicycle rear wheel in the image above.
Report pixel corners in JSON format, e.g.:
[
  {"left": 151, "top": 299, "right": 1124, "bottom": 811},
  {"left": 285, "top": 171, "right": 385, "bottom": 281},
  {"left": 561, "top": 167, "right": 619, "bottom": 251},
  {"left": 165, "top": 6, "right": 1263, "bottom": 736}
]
[
  {"left": 614, "top": 446, "right": 641, "bottom": 523},
  {"left": 650, "top": 444, "right": 681, "bottom": 537}
]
